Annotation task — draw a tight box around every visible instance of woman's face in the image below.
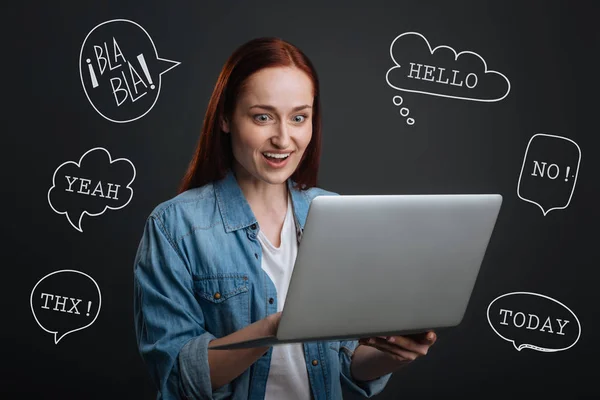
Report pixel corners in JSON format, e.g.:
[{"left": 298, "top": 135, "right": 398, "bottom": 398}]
[{"left": 222, "top": 66, "right": 314, "bottom": 186}]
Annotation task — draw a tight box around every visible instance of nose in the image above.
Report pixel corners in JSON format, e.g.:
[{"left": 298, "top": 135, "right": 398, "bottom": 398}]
[{"left": 271, "top": 121, "right": 291, "bottom": 148}]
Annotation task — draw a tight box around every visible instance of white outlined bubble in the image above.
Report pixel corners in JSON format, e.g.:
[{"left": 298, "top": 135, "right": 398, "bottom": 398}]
[
  {"left": 385, "top": 31, "right": 510, "bottom": 102},
  {"left": 30, "top": 270, "right": 102, "bottom": 344},
  {"left": 79, "top": 19, "right": 180, "bottom": 123},
  {"left": 391, "top": 96, "right": 415, "bottom": 125},
  {"left": 516, "top": 133, "right": 581, "bottom": 216},
  {"left": 487, "top": 292, "right": 581, "bottom": 352},
  {"left": 47, "top": 147, "right": 136, "bottom": 232}
]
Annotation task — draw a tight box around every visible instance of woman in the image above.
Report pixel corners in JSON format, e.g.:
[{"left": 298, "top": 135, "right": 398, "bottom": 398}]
[{"left": 133, "top": 37, "right": 437, "bottom": 400}]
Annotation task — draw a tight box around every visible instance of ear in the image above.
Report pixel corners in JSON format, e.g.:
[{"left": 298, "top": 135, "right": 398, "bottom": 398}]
[{"left": 220, "top": 116, "right": 230, "bottom": 133}]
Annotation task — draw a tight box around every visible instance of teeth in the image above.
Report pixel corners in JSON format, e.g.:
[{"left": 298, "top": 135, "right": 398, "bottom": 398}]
[{"left": 263, "top": 152, "right": 290, "bottom": 159}]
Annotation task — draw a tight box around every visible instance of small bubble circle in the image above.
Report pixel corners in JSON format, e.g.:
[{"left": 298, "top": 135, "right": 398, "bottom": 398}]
[
  {"left": 151, "top": 84, "right": 156, "bottom": 90},
  {"left": 407, "top": 118, "right": 415, "bottom": 125},
  {"left": 392, "top": 96, "right": 403, "bottom": 106},
  {"left": 400, "top": 107, "right": 409, "bottom": 117},
  {"left": 86, "top": 58, "right": 91, "bottom": 63}
]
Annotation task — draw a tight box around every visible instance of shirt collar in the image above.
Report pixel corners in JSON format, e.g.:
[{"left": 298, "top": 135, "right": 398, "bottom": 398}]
[{"left": 214, "top": 169, "right": 310, "bottom": 234}]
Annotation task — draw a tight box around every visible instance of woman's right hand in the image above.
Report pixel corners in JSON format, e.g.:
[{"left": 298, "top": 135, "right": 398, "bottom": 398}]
[
  {"left": 207, "top": 310, "right": 284, "bottom": 390},
  {"left": 265, "top": 311, "right": 283, "bottom": 336}
]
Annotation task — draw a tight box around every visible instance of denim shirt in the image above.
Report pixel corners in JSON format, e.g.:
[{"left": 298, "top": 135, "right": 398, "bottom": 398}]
[{"left": 133, "top": 169, "right": 392, "bottom": 399}]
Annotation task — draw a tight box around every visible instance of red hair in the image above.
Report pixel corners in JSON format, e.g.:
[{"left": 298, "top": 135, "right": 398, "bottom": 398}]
[{"left": 178, "top": 37, "right": 322, "bottom": 194}]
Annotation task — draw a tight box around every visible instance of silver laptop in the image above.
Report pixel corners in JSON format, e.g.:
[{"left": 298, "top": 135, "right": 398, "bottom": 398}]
[{"left": 209, "top": 194, "right": 502, "bottom": 350}]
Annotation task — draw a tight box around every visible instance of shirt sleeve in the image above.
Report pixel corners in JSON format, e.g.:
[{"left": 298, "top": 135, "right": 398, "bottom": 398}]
[
  {"left": 133, "top": 215, "right": 231, "bottom": 399},
  {"left": 338, "top": 339, "right": 392, "bottom": 398}
]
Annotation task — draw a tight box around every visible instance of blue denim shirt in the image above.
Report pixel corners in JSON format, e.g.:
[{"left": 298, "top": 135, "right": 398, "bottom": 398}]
[{"left": 133, "top": 169, "right": 392, "bottom": 399}]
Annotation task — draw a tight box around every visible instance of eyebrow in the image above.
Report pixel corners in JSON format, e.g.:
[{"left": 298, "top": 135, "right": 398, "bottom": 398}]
[{"left": 249, "top": 104, "right": 312, "bottom": 112}]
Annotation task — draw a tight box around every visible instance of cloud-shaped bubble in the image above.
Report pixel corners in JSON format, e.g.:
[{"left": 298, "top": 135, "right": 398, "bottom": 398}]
[
  {"left": 30, "top": 269, "right": 102, "bottom": 344},
  {"left": 79, "top": 19, "right": 181, "bottom": 123},
  {"left": 47, "top": 147, "right": 136, "bottom": 232},
  {"left": 487, "top": 292, "right": 581, "bottom": 352},
  {"left": 386, "top": 32, "right": 510, "bottom": 102}
]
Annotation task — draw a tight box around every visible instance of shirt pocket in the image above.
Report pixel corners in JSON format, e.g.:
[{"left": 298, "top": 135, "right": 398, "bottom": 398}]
[{"left": 192, "top": 272, "right": 250, "bottom": 337}]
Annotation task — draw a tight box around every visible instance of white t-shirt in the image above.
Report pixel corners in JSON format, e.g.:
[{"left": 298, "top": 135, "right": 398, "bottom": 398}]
[{"left": 257, "top": 194, "right": 312, "bottom": 400}]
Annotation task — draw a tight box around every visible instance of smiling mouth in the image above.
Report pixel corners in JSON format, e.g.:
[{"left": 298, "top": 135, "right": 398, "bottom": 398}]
[{"left": 263, "top": 152, "right": 291, "bottom": 161}]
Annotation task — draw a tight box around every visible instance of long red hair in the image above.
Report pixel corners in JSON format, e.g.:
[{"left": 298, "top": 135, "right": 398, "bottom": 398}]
[{"left": 178, "top": 37, "right": 322, "bottom": 194}]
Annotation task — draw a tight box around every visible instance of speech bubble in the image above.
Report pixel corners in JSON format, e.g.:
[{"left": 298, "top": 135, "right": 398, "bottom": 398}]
[
  {"left": 79, "top": 19, "right": 181, "bottom": 123},
  {"left": 517, "top": 133, "right": 581, "bottom": 216},
  {"left": 487, "top": 292, "right": 581, "bottom": 352},
  {"left": 47, "top": 147, "right": 136, "bottom": 232},
  {"left": 385, "top": 32, "right": 510, "bottom": 102},
  {"left": 30, "top": 269, "right": 102, "bottom": 344}
]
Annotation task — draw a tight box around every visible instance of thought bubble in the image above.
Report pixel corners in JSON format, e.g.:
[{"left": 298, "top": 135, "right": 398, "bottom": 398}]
[
  {"left": 79, "top": 19, "right": 181, "bottom": 123},
  {"left": 391, "top": 95, "right": 415, "bottom": 125},
  {"left": 47, "top": 147, "right": 136, "bottom": 232},
  {"left": 385, "top": 32, "right": 510, "bottom": 102},
  {"left": 517, "top": 133, "right": 581, "bottom": 216},
  {"left": 487, "top": 292, "right": 581, "bottom": 352},
  {"left": 30, "top": 269, "right": 102, "bottom": 344}
]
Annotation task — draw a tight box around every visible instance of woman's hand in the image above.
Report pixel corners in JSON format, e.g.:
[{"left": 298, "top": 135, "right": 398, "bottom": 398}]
[
  {"left": 358, "top": 331, "right": 437, "bottom": 364},
  {"left": 265, "top": 311, "right": 283, "bottom": 336}
]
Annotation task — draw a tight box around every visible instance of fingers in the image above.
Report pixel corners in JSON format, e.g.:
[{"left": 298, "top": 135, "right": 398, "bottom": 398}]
[
  {"left": 368, "top": 336, "right": 430, "bottom": 356},
  {"left": 359, "top": 337, "right": 422, "bottom": 361},
  {"left": 359, "top": 331, "right": 437, "bottom": 357},
  {"left": 405, "top": 331, "right": 437, "bottom": 347},
  {"left": 406, "top": 331, "right": 437, "bottom": 344}
]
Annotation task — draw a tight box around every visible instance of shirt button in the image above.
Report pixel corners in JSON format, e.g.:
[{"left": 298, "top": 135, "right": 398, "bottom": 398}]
[
  {"left": 250, "top": 223, "right": 257, "bottom": 230},
  {"left": 312, "top": 359, "right": 319, "bottom": 366},
  {"left": 269, "top": 297, "right": 274, "bottom": 304},
  {"left": 254, "top": 253, "right": 259, "bottom": 259},
  {"left": 214, "top": 292, "right": 221, "bottom": 300}
]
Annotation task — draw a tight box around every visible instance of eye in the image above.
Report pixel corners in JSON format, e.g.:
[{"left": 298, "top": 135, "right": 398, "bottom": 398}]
[
  {"left": 254, "top": 114, "right": 271, "bottom": 123},
  {"left": 293, "top": 114, "right": 307, "bottom": 123}
]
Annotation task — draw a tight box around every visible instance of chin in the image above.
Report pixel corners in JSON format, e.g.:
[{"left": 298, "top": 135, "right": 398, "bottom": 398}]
[{"left": 258, "top": 167, "right": 295, "bottom": 185}]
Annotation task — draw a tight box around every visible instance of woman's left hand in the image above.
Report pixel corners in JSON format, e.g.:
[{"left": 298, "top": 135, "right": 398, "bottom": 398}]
[{"left": 358, "top": 331, "right": 437, "bottom": 363}]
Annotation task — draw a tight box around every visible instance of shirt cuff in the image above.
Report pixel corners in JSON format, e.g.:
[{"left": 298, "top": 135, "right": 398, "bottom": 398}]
[
  {"left": 339, "top": 342, "right": 392, "bottom": 398},
  {"left": 178, "top": 331, "right": 235, "bottom": 400}
]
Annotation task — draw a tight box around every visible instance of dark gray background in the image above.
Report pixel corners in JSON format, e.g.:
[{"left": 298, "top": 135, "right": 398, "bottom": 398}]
[{"left": 6, "top": 0, "right": 599, "bottom": 398}]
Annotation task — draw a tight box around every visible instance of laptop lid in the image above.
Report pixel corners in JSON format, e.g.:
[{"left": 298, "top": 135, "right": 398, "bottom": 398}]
[{"left": 275, "top": 194, "right": 502, "bottom": 342}]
